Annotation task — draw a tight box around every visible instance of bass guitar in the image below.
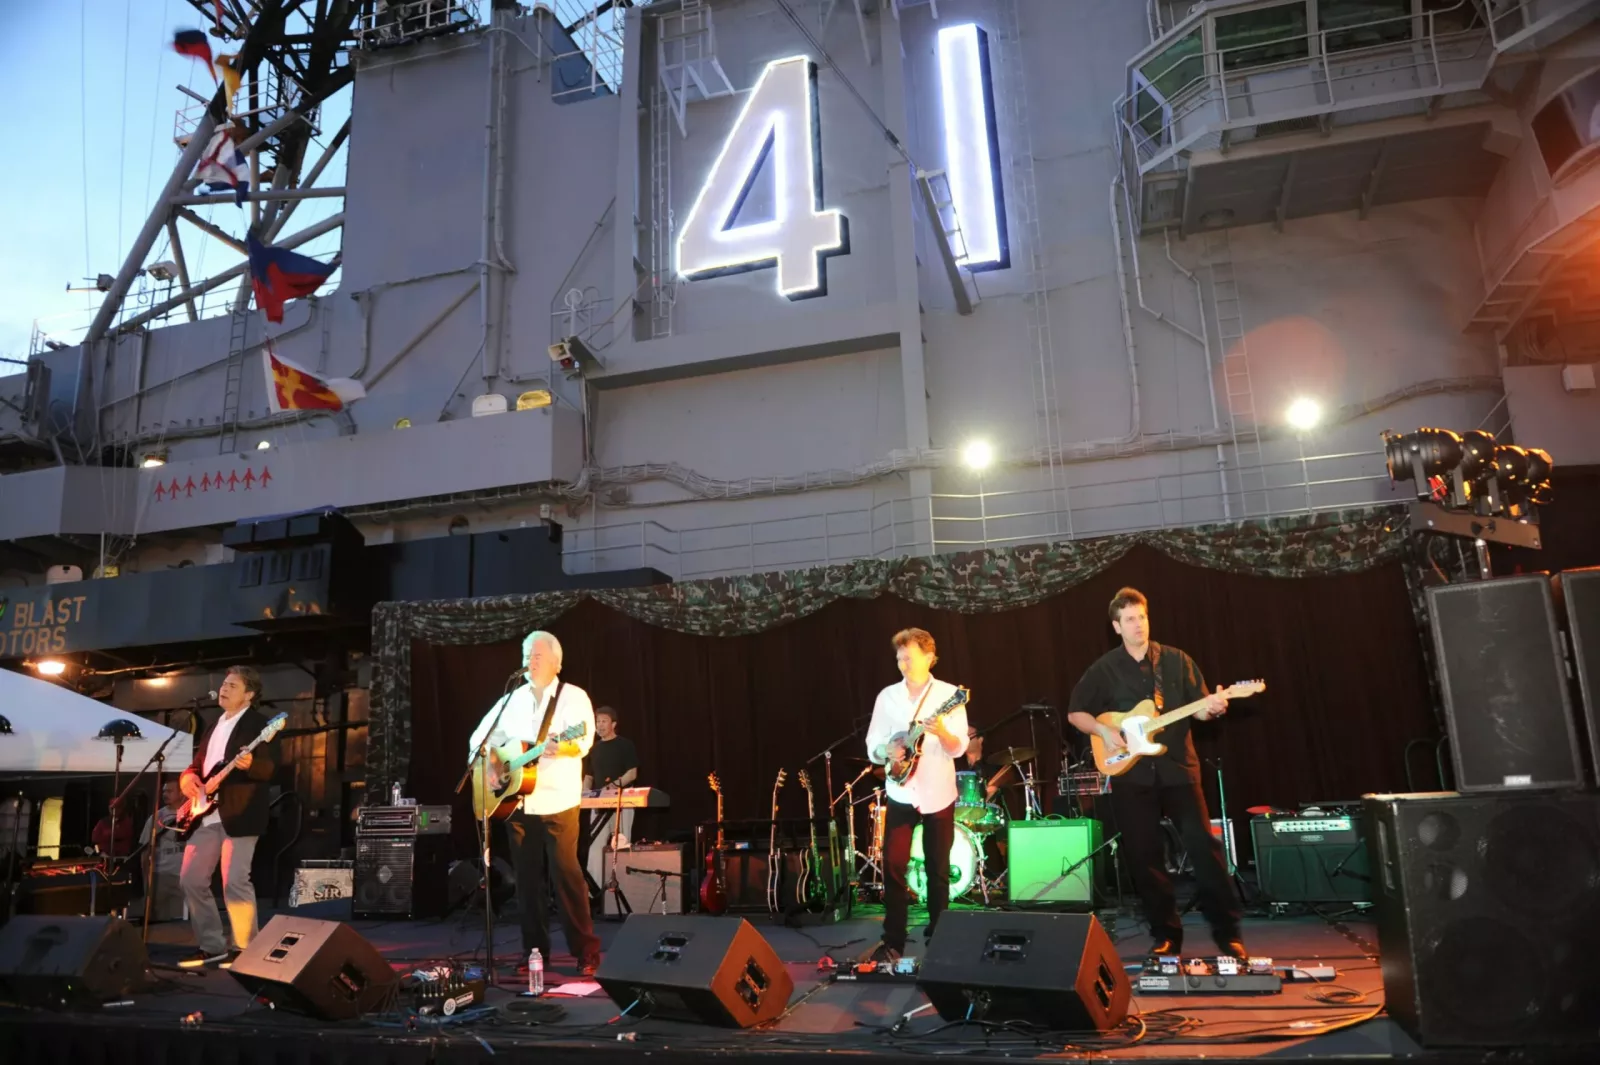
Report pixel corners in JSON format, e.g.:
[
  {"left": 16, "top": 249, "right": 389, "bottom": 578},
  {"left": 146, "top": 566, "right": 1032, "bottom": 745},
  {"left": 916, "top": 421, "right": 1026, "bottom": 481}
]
[
  {"left": 1089, "top": 680, "right": 1266, "bottom": 776},
  {"left": 159, "top": 712, "right": 288, "bottom": 839},
  {"left": 471, "top": 721, "right": 588, "bottom": 820},
  {"left": 794, "top": 770, "right": 828, "bottom": 913},
  {"left": 887, "top": 687, "right": 970, "bottom": 785},
  {"left": 765, "top": 769, "right": 787, "bottom": 917},
  {"left": 699, "top": 772, "right": 728, "bottom": 915}
]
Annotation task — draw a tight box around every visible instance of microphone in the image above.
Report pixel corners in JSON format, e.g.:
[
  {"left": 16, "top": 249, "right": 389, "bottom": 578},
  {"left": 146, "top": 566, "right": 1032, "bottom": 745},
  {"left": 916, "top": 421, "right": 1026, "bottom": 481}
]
[{"left": 207, "top": 690, "right": 219, "bottom": 701}]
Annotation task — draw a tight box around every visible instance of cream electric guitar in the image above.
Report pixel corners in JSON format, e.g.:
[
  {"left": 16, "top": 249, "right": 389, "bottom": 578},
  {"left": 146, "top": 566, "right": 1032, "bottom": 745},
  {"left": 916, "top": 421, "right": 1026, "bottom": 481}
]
[{"left": 1089, "top": 680, "right": 1265, "bottom": 776}]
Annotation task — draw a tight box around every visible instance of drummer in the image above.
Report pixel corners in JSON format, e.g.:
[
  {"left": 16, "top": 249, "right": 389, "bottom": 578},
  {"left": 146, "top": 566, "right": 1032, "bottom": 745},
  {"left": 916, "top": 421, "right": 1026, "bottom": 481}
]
[{"left": 961, "top": 727, "right": 1000, "bottom": 797}]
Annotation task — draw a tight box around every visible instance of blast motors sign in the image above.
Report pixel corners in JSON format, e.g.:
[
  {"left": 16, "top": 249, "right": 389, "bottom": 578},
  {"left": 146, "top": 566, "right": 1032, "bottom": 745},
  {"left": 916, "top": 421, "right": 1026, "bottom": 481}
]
[{"left": 4, "top": 595, "right": 89, "bottom": 657}]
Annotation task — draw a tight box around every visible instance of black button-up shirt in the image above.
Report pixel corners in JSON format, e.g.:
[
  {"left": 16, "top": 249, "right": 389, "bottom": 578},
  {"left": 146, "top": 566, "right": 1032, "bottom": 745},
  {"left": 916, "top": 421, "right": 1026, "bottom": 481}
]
[{"left": 1068, "top": 641, "right": 1208, "bottom": 786}]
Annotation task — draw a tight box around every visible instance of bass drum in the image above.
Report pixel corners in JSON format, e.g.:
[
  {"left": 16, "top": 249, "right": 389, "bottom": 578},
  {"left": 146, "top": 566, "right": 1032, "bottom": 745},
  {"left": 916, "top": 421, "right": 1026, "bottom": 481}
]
[{"left": 907, "top": 822, "right": 980, "bottom": 901}]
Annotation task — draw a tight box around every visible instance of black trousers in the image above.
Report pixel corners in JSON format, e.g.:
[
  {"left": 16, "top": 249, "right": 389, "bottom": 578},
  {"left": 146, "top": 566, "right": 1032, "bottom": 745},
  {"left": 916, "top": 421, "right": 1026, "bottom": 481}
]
[
  {"left": 883, "top": 799, "right": 955, "bottom": 951},
  {"left": 1111, "top": 777, "right": 1241, "bottom": 943},
  {"left": 505, "top": 806, "right": 601, "bottom": 963}
]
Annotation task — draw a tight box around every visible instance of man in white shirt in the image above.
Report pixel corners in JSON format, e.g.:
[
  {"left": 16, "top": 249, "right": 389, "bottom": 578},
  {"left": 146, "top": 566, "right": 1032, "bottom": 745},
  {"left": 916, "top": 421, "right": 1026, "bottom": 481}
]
[
  {"left": 863, "top": 628, "right": 968, "bottom": 962},
  {"left": 466, "top": 630, "right": 602, "bottom": 976},
  {"left": 138, "top": 780, "right": 187, "bottom": 922}
]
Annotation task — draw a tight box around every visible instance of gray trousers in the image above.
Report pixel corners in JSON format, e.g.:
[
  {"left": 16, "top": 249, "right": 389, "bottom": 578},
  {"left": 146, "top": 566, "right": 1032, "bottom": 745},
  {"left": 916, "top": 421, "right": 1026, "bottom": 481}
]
[{"left": 179, "top": 821, "right": 259, "bottom": 955}]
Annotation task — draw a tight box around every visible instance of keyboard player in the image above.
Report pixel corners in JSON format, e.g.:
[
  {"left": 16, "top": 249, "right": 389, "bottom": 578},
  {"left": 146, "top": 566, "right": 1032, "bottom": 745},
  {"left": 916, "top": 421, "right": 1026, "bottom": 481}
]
[{"left": 582, "top": 707, "right": 639, "bottom": 900}]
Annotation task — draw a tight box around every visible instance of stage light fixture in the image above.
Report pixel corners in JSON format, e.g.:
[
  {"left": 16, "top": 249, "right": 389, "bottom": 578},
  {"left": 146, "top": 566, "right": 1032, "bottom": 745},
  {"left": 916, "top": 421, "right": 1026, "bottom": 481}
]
[
  {"left": 1285, "top": 397, "right": 1322, "bottom": 431},
  {"left": 96, "top": 719, "right": 144, "bottom": 742},
  {"left": 1383, "top": 428, "right": 1463, "bottom": 493},
  {"left": 33, "top": 659, "right": 67, "bottom": 676},
  {"left": 961, "top": 440, "right": 994, "bottom": 471},
  {"left": 140, "top": 450, "right": 168, "bottom": 468},
  {"left": 0, "top": 714, "right": 11, "bottom": 735}
]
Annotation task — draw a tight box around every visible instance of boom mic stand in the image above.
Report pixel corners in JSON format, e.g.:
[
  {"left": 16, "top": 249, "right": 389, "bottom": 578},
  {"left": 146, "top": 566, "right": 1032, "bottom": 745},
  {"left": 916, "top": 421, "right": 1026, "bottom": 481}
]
[
  {"left": 601, "top": 777, "right": 632, "bottom": 918},
  {"left": 455, "top": 668, "right": 525, "bottom": 986}
]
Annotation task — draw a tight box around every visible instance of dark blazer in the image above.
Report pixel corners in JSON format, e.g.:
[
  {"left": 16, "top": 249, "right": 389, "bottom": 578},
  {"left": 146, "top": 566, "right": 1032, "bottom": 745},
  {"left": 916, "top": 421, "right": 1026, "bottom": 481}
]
[{"left": 183, "top": 705, "right": 279, "bottom": 838}]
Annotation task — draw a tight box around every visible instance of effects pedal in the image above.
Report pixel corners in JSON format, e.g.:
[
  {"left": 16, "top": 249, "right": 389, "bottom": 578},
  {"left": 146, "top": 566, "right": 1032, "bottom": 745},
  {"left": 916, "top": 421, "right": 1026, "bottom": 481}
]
[
  {"left": 1136, "top": 954, "right": 1283, "bottom": 994},
  {"left": 403, "top": 967, "right": 489, "bottom": 1016},
  {"left": 829, "top": 957, "right": 919, "bottom": 983}
]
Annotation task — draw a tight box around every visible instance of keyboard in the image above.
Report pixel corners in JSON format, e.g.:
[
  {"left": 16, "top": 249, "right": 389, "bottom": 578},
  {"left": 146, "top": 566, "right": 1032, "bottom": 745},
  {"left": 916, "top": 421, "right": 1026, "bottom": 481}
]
[{"left": 580, "top": 788, "right": 670, "bottom": 810}]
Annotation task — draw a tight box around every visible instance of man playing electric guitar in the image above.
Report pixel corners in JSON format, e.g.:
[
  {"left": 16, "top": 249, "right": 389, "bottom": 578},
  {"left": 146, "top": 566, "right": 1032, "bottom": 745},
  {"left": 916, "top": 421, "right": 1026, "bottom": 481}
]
[
  {"left": 466, "top": 631, "right": 602, "bottom": 977},
  {"left": 176, "top": 665, "right": 278, "bottom": 968},
  {"left": 863, "top": 628, "right": 968, "bottom": 963},
  {"left": 1066, "top": 588, "right": 1246, "bottom": 960}
]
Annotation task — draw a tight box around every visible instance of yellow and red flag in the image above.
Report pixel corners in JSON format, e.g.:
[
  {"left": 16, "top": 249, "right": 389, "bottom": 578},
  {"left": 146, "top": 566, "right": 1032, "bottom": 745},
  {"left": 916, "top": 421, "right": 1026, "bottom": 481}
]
[{"left": 262, "top": 345, "right": 365, "bottom": 414}]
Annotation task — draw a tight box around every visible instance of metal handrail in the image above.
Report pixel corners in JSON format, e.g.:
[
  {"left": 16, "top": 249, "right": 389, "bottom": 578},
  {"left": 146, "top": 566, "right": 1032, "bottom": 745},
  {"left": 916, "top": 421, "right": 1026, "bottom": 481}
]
[{"left": 564, "top": 448, "right": 1402, "bottom": 579}]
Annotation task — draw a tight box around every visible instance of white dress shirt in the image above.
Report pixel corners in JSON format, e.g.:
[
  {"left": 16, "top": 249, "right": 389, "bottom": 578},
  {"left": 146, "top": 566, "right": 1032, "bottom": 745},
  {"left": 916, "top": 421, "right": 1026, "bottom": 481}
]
[
  {"left": 466, "top": 678, "right": 595, "bottom": 816},
  {"left": 865, "top": 676, "right": 968, "bottom": 813},
  {"left": 200, "top": 709, "right": 246, "bottom": 827}
]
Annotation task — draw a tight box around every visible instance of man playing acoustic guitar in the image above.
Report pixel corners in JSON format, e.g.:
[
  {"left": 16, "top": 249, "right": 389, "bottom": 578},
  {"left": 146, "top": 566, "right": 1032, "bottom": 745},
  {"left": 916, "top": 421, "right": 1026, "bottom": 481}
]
[
  {"left": 863, "top": 628, "right": 968, "bottom": 963},
  {"left": 1067, "top": 588, "right": 1246, "bottom": 960},
  {"left": 466, "top": 631, "right": 602, "bottom": 976}
]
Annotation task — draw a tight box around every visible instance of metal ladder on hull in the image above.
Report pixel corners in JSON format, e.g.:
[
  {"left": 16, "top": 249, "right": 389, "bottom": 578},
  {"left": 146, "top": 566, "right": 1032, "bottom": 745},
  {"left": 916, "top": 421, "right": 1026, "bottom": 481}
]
[{"left": 1205, "top": 231, "right": 1268, "bottom": 517}]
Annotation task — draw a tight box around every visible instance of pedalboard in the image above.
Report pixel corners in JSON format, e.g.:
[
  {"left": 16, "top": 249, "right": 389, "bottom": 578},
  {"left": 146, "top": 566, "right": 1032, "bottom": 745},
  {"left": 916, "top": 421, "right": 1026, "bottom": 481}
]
[{"left": 1136, "top": 955, "right": 1283, "bottom": 995}]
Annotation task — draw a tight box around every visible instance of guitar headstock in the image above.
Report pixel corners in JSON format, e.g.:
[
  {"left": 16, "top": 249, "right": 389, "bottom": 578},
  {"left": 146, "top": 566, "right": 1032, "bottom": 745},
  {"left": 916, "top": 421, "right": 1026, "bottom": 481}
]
[
  {"left": 1222, "top": 679, "right": 1266, "bottom": 698},
  {"left": 262, "top": 713, "right": 288, "bottom": 740},
  {"left": 774, "top": 768, "right": 788, "bottom": 789},
  {"left": 798, "top": 769, "right": 811, "bottom": 791},
  {"left": 708, "top": 771, "right": 722, "bottom": 794}
]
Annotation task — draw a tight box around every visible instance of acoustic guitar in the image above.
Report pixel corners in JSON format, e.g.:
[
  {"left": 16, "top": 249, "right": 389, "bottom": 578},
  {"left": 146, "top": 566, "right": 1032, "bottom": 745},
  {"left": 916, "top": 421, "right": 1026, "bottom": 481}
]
[
  {"left": 699, "top": 772, "right": 728, "bottom": 915},
  {"left": 471, "top": 721, "right": 588, "bottom": 820},
  {"left": 1089, "top": 680, "right": 1266, "bottom": 777}
]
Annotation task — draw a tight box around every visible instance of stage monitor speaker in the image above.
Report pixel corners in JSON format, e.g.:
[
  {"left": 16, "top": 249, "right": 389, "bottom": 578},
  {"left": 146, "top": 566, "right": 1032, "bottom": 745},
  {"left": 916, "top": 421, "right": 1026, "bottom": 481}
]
[
  {"left": 1552, "top": 567, "right": 1600, "bottom": 779},
  {"left": 603, "top": 843, "right": 685, "bottom": 916},
  {"left": 0, "top": 915, "right": 148, "bottom": 1006},
  {"left": 1366, "top": 791, "right": 1600, "bottom": 1047},
  {"left": 1426, "top": 577, "right": 1584, "bottom": 791},
  {"left": 918, "top": 911, "right": 1130, "bottom": 1031},
  {"left": 1007, "top": 818, "right": 1099, "bottom": 906},
  {"left": 594, "top": 914, "right": 794, "bottom": 1028},
  {"left": 227, "top": 914, "right": 399, "bottom": 1020}
]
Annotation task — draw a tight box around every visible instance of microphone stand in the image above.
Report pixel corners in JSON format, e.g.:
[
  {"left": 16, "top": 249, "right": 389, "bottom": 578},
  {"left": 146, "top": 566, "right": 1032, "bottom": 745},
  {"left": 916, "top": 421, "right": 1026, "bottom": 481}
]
[
  {"left": 133, "top": 705, "right": 198, "bottom": 941},
  {"left": 456, "top": 668, "right": 525, "bottom": 986},
  {"left": 830, "top": 765, "right": 873, "bottom": 908},
  {"left": 602, "top": 778, "right": 632, "bottom": 918}
]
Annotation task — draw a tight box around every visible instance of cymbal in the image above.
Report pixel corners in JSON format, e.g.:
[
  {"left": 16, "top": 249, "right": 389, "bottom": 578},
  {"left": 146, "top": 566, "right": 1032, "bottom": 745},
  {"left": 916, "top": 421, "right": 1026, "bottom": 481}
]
[{"left": 986, "top": 745, "right": 1037, "bottom": 765}]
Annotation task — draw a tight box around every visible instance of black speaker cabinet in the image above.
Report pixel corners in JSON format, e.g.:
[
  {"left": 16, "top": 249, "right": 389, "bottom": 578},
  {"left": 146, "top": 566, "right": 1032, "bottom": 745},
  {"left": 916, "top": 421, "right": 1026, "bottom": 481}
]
[
  {"left": 353, "top": 834, "right": 448, "bottom": 919},
  {"left": 1427, "top": 577, "right": 1584, "bottom": 791},
  {"left": 227, "top": 914, "right": 399, "bottom": 1020},
  {"left": 1366, "top": 791, "right": 1600, "bottom": 1047},
  {"left": 918, "top": 911, "right": 1130, "bottom": 1031},
  {"left": 1553, "top": 567, "right": 1600, "bottom": 780},
  {"left": 594, "top": 914, "right": 794, "bottom": 1028},
  {"left": 0, "top": 915, "right": 148, "bottom": 1006}
]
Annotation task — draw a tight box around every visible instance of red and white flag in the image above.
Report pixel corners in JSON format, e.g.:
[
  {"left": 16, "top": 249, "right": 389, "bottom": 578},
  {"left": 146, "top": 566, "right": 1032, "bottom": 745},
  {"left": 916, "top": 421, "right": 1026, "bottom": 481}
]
[{"left": 262, "top": 345, "right": 365, "bottom": 413}]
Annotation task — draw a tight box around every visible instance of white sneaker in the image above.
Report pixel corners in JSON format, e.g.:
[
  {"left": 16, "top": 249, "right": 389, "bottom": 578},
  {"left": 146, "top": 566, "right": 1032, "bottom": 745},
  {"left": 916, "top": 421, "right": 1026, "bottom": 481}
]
[{"left": 178, "top": 950, "right": 231, "bottom": 969}]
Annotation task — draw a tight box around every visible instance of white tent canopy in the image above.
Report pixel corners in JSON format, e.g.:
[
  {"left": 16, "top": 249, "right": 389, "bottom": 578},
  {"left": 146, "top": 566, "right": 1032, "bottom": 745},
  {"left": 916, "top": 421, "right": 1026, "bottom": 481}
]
[{"left": 0, "top": 668, "right": 193, "bottom": 774}]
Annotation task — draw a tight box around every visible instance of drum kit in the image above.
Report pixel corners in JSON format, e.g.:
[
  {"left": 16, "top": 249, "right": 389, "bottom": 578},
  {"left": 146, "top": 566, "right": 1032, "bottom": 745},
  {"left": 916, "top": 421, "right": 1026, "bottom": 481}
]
[{"left": 858, "top": 744, "right": 1043, "bottom": 906}]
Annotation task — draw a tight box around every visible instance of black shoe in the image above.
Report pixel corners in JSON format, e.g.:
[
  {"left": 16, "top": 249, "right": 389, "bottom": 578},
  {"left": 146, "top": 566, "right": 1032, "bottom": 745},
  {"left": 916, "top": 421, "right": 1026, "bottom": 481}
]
[
  {"left": 177, "top": 950, "right": 230, "bottom": 969},
  {"left": 1149, "top": 937, "right": 1182, "bottom": 957},
  {"left": 865, "top": 941, "right": 902, "bottom": 965},
  {"left": 1213, "top": 932, "right": 1248, "bottom": 960},
  {"left": 578, "top": 956, "right": 600, "bottom": 978}
]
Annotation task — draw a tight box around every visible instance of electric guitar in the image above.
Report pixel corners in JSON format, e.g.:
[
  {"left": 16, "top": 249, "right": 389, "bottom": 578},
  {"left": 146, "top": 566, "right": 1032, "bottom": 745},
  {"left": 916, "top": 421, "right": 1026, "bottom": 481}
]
[
  {"left": 699, "top": 772, "right": 728, "bottom": 916},
  {"left": 1089, "top": 680, "right": 1266, "bottom": 777},
  {"left": 765, "top": 769, "right": 787, "bottom": 916},
  {"left": 159, "top": 712, "right": 288, "bottom": 839},
  {"left": 887, "top": 687, "right": 970, "bottom": 785},
  {"left": 471, "top": 721, "right": 588, "bottom": 820},
  {"left": 794, "top": 770, "right": 828, "bottom": 913}
]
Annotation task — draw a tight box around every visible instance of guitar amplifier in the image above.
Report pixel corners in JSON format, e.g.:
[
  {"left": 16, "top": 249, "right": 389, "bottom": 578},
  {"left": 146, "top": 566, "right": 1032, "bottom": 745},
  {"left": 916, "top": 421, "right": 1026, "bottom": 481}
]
[
  {"left": 353, "top": 834, "right": 449, "bottom": 920},
  {"left": 1007, "top": 818, "right": 1100, "bottom": 906},
  {"left": 1250, "top": 814, "right": 1371, "bottom": 903},
  {"left": 603, "top": 844, "right": 686, "bottom": 916}
]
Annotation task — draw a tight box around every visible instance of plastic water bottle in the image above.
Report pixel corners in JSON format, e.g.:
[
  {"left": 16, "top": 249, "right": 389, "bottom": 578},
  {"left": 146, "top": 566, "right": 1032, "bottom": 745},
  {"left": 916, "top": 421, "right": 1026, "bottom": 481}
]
[{"left": 527, "top": 948, "right": 544, "bottom": 996}]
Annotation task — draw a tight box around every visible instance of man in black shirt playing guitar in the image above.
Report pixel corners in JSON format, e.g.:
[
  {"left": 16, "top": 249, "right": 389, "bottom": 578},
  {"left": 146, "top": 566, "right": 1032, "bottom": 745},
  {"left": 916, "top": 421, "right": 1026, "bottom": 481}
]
[{"left": 1067, "top": 588, "right": 1245, "bottom": 960}]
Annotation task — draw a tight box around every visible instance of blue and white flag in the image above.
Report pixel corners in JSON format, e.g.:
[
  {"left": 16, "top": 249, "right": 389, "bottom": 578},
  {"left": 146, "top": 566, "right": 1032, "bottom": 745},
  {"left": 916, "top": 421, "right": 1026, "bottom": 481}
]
[{"left": 193, "top": 123, "right": 250, "bottom": 206}]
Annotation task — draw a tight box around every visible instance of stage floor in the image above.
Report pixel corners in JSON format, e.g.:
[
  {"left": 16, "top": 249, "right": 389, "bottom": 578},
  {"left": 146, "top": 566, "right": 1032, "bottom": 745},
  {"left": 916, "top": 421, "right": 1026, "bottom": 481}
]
[{"left": 1, "top": 901, "right": 1593, "bottom": 1064}]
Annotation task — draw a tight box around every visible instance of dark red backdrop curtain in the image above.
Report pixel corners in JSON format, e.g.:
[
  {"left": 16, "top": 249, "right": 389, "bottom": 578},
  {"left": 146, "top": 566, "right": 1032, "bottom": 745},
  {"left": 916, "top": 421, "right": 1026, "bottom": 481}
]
[{"left": 408, "top": 545, "right": 1436, "bottom": 860}]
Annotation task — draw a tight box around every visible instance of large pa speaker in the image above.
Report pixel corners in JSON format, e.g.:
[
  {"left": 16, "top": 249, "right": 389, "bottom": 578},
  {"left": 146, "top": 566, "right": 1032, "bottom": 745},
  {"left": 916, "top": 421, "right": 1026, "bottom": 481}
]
[
  {"left": 1427, "top": 576, "right": 1584, "bottom": 791},
  {"left": 917, "top": 911, "right": 1130, "bottom": 1031},
  {"left": 1366, "top": 791, "right": 1600, "bottom": 1047},
  {"left": 0, "top": 915, "right": 148, "bottom": 1006},
  {"left": 227, "top": 914, "right": 399, "bottom": 1020},
  {"left": 594, "top": 914, "right": 794, "bottom": 1028},
  {"left": 1553, "top": 567, "right": 1600, "bottom": 780}
]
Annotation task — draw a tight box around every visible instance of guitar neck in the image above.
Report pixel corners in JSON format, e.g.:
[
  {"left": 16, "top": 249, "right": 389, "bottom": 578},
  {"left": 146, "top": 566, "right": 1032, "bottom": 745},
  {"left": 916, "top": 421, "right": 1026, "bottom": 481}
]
[{"left": 1150, "top": 694, "right": 1214, "bottom": 731}]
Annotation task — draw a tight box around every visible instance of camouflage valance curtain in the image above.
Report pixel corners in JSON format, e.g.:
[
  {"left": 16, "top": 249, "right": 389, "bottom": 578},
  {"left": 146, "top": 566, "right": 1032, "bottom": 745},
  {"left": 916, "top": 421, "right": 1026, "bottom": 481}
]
[{"left": 368, "top": 506, "right": 1406, "bottom": 792}]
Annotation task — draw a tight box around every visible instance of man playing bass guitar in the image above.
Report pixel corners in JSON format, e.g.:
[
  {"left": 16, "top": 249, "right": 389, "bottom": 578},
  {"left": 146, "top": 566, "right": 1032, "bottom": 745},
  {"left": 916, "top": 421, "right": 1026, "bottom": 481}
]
[{"left": 863, "top": 628, "right": 968, "bottom": 963}]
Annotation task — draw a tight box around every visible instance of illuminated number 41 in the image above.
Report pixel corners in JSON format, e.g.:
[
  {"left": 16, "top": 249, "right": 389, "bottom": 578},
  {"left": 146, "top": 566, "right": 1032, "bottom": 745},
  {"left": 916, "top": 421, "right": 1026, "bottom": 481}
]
[{"left": 676, "top": 56, "right": 848, "bottom": 300}]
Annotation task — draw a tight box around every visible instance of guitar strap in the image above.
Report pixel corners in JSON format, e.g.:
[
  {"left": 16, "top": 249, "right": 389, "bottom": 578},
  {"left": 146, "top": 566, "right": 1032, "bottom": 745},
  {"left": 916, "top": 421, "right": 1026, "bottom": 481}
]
[
  {"left": 1149, "top": 641, "right": 1165, "bottom": 712},
  {"left": 533, "top": 678, "right": 566, "bottom": 749}
]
